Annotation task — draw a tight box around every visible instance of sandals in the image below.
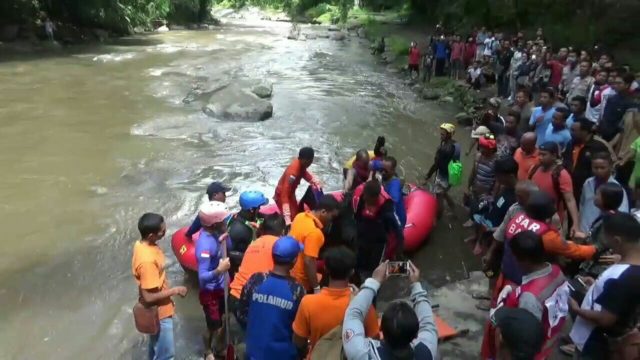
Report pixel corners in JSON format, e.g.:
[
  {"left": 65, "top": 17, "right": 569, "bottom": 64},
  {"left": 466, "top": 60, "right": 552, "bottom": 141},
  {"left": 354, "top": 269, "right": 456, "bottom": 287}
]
[{"left": 471, "top": 292, "right": 491, "bottom": 300}]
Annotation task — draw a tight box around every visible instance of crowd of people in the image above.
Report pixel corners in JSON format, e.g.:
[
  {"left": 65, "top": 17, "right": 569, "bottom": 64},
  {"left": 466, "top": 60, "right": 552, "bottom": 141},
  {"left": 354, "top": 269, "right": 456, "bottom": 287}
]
[
  {"left": 129, "top": 28, "right": 640, "bottom": 360},
  {"left": 420, "top": 27, "right": 640, "bottom": 359},
  {"left": 131, "top": 143, "right": 442, "bottom": 360}
]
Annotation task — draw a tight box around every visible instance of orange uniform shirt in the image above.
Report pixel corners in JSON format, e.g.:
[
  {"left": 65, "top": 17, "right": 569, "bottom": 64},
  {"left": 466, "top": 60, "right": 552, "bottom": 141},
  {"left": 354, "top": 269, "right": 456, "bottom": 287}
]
[
  {"left": 289, "top": 211, "right": 324, "bottom": 290},
  {"left": 131, "top": 240, "right": 174, "bottom": 319},
  {"left": 513, "top": 148, "right": 540, "bottom": 181},
  {"left": 542, "top": 230, "right": 596, "bottom": 261},
  {"left": 230, "top": 235, "right": 279, "bottom": 299},
  {"left": 292, "top": 287, "right": 379, "bottom": 351},
  {"left": 274, "top": 158, "right": 314, "bottom": 215}
]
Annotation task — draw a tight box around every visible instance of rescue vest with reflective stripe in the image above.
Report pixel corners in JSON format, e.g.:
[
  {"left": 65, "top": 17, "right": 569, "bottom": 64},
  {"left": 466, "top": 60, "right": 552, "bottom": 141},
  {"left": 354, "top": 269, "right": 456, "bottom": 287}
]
[
  {"left": 502, "top": 212, "right": 552, "bottom": 284},
  {"left": 504, "top": 265, "right": 567, "bottom": 360}
]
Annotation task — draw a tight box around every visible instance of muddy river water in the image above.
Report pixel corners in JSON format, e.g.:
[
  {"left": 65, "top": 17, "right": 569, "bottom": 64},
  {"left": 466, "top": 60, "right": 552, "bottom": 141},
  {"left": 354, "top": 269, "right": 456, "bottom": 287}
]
[{"left": 0, "top": 20, "right": 477, "bottom": 358}]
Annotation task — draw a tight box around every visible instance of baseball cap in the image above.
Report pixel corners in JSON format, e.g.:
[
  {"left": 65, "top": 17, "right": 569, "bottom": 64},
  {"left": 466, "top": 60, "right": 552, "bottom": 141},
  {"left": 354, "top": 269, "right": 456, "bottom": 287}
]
[
  {"left": 206, "top": 181, "right": 231, "bottom": 198},
  {"left": 272, "top": 236, "right": 304, "bottom": 263},
  {"left": 471, "top": 125, "right": 491, "bottom": 139},
  {"left": 538, "top": 141, "right": 560, "bottom": 156},
  {"left": 488, "top": 97, "right": 501, "bottom": 108},
  {"left": 492, "top": 307, "right": 544, "bottom": 359}
]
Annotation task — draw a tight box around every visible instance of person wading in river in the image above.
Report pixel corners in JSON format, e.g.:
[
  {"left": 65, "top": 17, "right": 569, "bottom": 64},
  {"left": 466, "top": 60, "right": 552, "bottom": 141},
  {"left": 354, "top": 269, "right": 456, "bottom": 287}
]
[
  {"left": 132, "top": 213, "right": 188, "bottom": 360},
  {"left": 195, "top": 201, "right": 232, "bottom": 360},
  {"left": 275, "top": 147, "right": 322, "bottom": 226},
  {"left": 425, "top": 123, "right": 459, "bottom": 218},
  {"left": 186, "top": 182, "right": 230, "bottom": 240}
]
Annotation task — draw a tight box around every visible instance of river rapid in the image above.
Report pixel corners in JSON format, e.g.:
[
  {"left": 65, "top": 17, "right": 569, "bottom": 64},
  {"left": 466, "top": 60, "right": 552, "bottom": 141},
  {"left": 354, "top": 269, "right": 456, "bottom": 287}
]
[{"left": 0, "top": 19, "right": 477, "bottom": 359}]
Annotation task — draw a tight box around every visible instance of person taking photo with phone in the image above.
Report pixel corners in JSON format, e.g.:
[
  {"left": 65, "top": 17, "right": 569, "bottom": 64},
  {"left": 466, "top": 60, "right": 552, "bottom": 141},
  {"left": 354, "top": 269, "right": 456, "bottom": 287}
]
[{"left": 342, "top": 260, "right": 438, "bottom": 360}]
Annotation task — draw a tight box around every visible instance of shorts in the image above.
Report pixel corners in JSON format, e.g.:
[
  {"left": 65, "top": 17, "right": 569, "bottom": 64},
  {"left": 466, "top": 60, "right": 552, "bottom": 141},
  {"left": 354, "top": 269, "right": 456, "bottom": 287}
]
[
  {"left": 199, "top": 289, "right": 225, "bottom": 330},
  {"left": 408, "top": 63, "right": 419, "bottom": 73},
  {"left": 472, "top": 214, "right": 495, "bottom": 229},
  {"left": 432, "top": 174, "right": 450, "bottom": 194}
]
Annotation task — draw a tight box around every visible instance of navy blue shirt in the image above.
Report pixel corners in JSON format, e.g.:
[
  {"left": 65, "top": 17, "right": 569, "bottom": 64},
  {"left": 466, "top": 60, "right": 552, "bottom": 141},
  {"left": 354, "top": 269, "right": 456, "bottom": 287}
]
[
  {"left": 239, "top": 272, "right": 305, "bottom": 360},
  {"left": 186, "top": 215, "right": 202, "bottom": 238}
]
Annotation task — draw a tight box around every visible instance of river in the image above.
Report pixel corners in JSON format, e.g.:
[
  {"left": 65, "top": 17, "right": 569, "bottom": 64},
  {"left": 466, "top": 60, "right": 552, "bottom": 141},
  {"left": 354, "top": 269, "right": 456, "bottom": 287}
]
[{"left": 0, "top": 20, "right": 477, "bottom": 359}]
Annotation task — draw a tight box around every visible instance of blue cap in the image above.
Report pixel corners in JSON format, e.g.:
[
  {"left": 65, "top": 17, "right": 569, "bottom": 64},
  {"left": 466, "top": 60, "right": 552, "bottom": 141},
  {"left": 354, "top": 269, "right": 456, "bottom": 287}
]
[
  {"left": 207, "top": 182, "right": 231, "bottom": 199},
  {"left": 272, "top": 236, "right": 304, "bottom": 262}
]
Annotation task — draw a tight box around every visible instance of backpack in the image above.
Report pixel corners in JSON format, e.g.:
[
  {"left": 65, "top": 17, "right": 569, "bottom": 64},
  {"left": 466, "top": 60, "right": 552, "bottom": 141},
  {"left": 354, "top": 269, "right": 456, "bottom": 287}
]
[
  {"left": 448, "top": 143, "right": 463, "bottom": 187},
  {"left": 310, "top": 325, "right": 347, "bottom": 360}
]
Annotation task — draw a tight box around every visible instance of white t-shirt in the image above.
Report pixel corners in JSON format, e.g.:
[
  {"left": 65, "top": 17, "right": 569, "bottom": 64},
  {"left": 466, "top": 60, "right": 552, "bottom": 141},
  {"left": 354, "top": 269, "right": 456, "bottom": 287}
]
[
  {"left": 483, "top": 37, "right": 495, "bottom": 56},
  {"left": 598, "top": 87, "right": 617, "bottom": 122},
  {"left": 468, "top": 67, "right": 482, "bottom": 82},
  {"left": 569, "top": 264, "right": 630, "bottom": 350}
]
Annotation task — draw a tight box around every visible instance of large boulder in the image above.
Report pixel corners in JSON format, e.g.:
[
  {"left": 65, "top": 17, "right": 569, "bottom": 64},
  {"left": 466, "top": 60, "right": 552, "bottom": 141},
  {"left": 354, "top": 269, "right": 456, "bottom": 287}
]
[
  {"left": 251, "top": 82, "right": 273, "bottom": 98},
  {"left": 155, "top": 25, "right": 169, "bottom": 33},
  {"left": 202, "top": 84, "right": 273, "bottom": 121},
  {"left": 330, "top": 31, "right": 346, "bottom": 41}
]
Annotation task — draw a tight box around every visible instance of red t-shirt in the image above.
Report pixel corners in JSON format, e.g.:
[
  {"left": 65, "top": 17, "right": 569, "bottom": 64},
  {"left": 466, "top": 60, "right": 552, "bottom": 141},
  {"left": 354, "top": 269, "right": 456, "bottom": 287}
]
[
  {"left": 530, "top": 166, "right": 573, "bottom": 222},
  {"left": 408, "top": 47, "right": 421, "bottom": 65},
  {"left": 547, "top": 60, "right": 564, "bottom": 88}
]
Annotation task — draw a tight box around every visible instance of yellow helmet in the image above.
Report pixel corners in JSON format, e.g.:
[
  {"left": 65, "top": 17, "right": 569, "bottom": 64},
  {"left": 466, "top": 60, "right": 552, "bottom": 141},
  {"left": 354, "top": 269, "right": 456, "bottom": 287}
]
[{"left": 439, "top": 123, "right": 456, "bottom": 135}]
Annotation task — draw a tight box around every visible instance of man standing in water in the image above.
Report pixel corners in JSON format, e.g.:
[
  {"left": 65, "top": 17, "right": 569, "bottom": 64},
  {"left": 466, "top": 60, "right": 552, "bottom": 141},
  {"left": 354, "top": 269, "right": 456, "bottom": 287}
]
[
  {"left": 132, "top": 213, "right": 187, "bottom": 360},
  {"left": 275, "top": 147, "right": 322, "bottom": 225},
  {"left": 186, "top": 181, "right": 231, "bottom": 239},
  {"left": 425, "top": 123, "right": 458, "bottom": 218},
  {"left": 195, "top": 201, "right": 232, "bottom": 360}
]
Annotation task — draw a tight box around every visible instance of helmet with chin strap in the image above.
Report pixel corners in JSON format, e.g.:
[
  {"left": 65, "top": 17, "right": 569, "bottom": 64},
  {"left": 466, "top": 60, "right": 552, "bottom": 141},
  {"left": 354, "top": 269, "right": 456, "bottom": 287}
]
[{"left": 239, "top": 190, "right": 269, "bottom": 211}]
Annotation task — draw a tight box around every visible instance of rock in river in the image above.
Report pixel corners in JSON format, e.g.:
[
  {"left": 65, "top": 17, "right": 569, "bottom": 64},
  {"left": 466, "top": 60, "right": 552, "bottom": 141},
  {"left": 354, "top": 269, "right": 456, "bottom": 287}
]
[
  {"left": 421, "top": 88, "right": 443, "bottom": 101},
  {"left": 202, "top": 84, "right": 273, "bottom": 121},
  {"left": 251, "top": 82, "right": 273, "bottom": 98},
  {"left": 330, "top": 32, "right": 346, "bottom": 41},
  {"left": 155, "top": 25, "right": 169, "bottom": 33},
  {"left": 455, "top": 112, "right": 474, "bottom": 126}
]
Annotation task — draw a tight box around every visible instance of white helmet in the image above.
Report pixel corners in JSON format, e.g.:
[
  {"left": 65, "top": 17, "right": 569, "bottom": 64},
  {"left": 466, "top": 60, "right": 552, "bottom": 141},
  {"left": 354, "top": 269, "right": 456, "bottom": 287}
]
[{"left": 198, "top": 201, "right": 230, "bottom": 227}]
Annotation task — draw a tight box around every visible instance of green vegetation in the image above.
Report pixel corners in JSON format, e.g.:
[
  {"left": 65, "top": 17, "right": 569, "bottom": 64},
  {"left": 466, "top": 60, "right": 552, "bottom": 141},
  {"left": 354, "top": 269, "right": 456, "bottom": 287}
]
[{"left": 1, "top": 0, "right": 215, "bottom": 34}]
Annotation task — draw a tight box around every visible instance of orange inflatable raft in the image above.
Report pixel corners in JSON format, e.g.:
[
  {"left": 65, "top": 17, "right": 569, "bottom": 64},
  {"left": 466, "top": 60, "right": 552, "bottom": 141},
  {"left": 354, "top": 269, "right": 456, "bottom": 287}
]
[{"left": 171, "top": 185, "right": 437, "bottom": 272}]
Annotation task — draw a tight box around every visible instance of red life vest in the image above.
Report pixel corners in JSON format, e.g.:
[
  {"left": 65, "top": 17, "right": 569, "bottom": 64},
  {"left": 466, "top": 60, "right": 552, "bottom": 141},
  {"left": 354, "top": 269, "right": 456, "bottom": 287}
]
[
  {"left": 352, "top": 183, "right": 391, "bottom": 219},
  {"left": 502, "top": 264, "right": 567, "bottom": 359},
  {"left": 501, "top": 212, "right": 553, "bottom": 284}
]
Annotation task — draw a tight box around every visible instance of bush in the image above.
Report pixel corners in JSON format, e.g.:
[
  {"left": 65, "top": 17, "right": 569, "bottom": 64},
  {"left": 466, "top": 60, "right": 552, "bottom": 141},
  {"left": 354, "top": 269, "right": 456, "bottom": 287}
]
[{"left": 387, "top": 35, "right": 408, "bottom": 56}]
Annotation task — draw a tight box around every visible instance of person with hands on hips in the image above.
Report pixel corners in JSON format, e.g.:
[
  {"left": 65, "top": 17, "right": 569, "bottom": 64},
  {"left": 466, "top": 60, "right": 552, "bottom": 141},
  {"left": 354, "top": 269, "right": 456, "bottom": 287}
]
[{"left": 342, "top": 260, "right": 438, "bottom": 360}]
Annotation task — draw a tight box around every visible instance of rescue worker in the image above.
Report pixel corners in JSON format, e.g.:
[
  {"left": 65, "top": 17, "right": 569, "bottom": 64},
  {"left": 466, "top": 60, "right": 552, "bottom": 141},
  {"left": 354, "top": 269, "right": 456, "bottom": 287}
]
[
  {"left": 484, "top": 230, "right": 568, "bottom": 359},
  {"left": 186, "top": 181, "right": 230, "bottom": 239},
  {"left": 227, "top": 190, "right": 269, "bottom": 270},
  {"left": 344, "top": 149, "right": 371, "bottom": 193},
  {"left": 274, "top": 147, "right": 321, "bottom": 226},
  {"left": 353, "top": 180, "right": 405, "bottom": 280}
]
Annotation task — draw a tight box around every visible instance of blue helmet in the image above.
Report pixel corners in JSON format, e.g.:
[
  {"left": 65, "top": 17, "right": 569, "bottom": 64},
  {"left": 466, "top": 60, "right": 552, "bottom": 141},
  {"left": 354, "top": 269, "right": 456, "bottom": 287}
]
[{"left": 239, "top": 190, "right": 269, "bottom": 211}]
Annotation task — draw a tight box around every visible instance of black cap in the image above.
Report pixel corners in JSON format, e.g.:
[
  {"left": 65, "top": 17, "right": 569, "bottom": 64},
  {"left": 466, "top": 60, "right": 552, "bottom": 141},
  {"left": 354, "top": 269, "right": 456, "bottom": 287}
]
[
  {"left": 298, "top": 147, "right": 315, "bottom": 161},
  {"left": 538, "top": 141, "right": 560, "bottom": 156},
  {"left": 493, "top": 307, "right": 545, "bottom": 359},
  {"left": 206, "top": 182, "right": 230, "bottom": 199}
]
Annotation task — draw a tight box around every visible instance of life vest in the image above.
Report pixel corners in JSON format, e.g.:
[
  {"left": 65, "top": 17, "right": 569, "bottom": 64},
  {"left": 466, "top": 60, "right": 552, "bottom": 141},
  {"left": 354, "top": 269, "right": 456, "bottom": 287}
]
[
  {"left": 501, "top": 264, "right": 567, "bottom": 360},
  {"left": 502, "top": 212, "right": 553, "bottom": 284},
  {"left": 352, "top": 183, "right": 391, "bottom": 220}
]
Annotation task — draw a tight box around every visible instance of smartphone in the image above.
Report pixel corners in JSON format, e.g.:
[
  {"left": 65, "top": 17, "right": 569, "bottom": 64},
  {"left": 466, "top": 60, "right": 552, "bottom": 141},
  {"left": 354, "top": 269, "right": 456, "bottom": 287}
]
[{"left": 386, "top": 261, "right": 409, "bottom": 276}]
